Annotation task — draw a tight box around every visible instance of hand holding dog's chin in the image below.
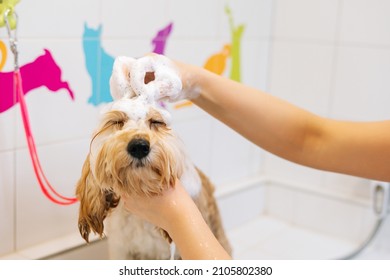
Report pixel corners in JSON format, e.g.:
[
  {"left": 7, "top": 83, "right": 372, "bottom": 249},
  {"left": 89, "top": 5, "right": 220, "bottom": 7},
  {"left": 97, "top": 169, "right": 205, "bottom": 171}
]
[
  {"left": 122, "top": 181, "right": 231, "bottom": 260},
  {"left": 121, "top": 180, "right": 195, "bottom": 232}
]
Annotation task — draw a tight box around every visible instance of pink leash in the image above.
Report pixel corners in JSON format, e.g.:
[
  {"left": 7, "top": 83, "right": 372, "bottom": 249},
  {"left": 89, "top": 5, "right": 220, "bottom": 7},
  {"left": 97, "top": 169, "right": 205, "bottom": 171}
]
[
  {"left": 14, "top": 70, "right": 78, "bottom": 205},
  {"left": 6, "top": 10, "right": 77, "bottom": 205}
]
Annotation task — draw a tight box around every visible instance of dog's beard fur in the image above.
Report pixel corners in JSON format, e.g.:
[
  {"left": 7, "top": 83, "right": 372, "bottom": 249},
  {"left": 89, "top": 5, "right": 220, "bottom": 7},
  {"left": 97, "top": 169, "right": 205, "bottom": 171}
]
[{"left": 76, "top": 108, "right": 189, "bottom": 243}]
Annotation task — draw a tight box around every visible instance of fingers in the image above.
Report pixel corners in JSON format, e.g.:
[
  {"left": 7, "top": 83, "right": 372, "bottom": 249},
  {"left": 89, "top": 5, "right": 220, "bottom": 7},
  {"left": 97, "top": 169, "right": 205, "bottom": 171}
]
[
  {"left": 109, "top": 56, "right": 137, "bottom": 100},
  {"left": 110, "top": 54, "right": 183, "bottom": 102},
  {"left": 129, "top": 55, "right": 182, "bottom": 102}
]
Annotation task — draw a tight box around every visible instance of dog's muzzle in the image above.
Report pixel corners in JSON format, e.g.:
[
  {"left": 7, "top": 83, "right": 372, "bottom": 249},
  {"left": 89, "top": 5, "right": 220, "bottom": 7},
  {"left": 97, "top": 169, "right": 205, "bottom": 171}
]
[{"left": 127, "top": 138, "right": 150, "bottom": 159}]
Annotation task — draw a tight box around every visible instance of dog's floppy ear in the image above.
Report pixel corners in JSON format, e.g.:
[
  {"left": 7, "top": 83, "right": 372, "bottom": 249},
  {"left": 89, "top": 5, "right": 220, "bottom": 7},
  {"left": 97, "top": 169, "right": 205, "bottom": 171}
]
[
  {"left": 75, "top": 154, "right": 120, "bottom": 243},
  {"left": 110, "top": 56, "right": 136, "bottom": 100}
]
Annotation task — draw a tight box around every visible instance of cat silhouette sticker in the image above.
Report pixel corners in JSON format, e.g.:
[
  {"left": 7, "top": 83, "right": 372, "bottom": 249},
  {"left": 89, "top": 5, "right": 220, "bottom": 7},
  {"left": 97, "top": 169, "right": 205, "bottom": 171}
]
[
  {"left": 82, "top": 23, "right": 114, "bottom": 105},
  {"left": 83, "top": 22, "right": 173, "bottom": 106},
  {"left": 152, "top": 22, "right": 173, "bottom": 54}
]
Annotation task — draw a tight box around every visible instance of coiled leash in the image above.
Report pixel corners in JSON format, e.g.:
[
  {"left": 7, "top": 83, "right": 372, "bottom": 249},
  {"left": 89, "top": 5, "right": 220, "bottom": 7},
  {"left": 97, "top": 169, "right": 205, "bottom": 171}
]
[{"left": 2, "top": 3, "right": 77, "bottom": 205}]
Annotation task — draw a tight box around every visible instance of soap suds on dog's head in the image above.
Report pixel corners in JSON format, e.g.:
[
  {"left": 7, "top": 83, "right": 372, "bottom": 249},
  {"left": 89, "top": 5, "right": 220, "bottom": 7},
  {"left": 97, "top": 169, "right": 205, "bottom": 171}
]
[
  {"left": 110, "top": 97, "right": 150, "bottom": 121},
  {"left": 110, "top": 56, "right": 137, "bottom": 100},
  {"left": 108, "top": 54, "right": 180, "bottom": 123},
  {"left": 103, "top": 96, "right": 172, "bottom": 125}
]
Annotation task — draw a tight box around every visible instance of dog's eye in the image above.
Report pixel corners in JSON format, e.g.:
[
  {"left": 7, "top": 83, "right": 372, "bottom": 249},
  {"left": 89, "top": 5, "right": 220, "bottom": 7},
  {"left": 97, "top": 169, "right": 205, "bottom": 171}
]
[
  {"left": 149, "top": 119, "right": 166, "bottom": 129},
  {"left": 109, "top": 120, "right": 125, "bottom": 129}
]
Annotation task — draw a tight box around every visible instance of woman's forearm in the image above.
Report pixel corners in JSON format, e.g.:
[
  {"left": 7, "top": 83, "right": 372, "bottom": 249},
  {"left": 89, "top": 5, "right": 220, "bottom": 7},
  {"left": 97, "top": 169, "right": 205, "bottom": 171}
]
[
  {"left": 192, "top": 67, "right": 323, "bottom": 167},
  {"left": 166, "top": 195, "right": 231, "bottom": 260},
  {"left": 189, "top": 66, "right": 390, "bottom": 181},
  {"left": 122, "top": 181, "right": 231, "bottom": 260}
]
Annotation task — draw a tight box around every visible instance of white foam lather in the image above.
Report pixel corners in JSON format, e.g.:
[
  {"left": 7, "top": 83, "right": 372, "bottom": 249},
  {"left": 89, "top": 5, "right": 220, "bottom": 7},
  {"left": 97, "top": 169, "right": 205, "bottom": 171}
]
[{"left": 110, "top": 55, "right": 182, "bottom": 103}]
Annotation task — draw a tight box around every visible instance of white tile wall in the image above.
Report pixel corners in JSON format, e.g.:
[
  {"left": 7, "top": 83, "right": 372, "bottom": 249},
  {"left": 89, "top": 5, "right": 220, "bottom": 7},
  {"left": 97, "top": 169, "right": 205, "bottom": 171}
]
[
  {"left": 209, "top": 119, "right": 260, "bottom": 186},
  {"left": 15, "top": 140, "right": 86, "bottom": 249},
  {"left": 292, "top": 191, "right": 364, "bottom": 243},
  {"left": 268, "top": 41, "right": 335, "bottom": 116},
  {"left": 167, "top": 0, "right": 219, "bottom": 40},
  {"left": 102, "top": 38, "right": 153, "bottom": 60},
  {"left": 339, "top": 0, "right": 390, "bottom": 46},
  {"left": 373, "top": 217, "right": 390, "bottom": 252},
  {"left": 171, "top": 117, "right": 213, "bottom": 176},
  {"left": 241, "top": 40, "right": 271, "bottom": 90},
  {"left": 217, "top": 0, "right": 274, "bottom": 41},
  {"left": 0, "top": 108, "right": 16, "bottom": 152},
  {"left": 17, "top": 0, "right": 100, "bottom": 38},
  {"left": 269, "top": 0, "right": 390, "bottom": 246},
  {"left": 265, "top": 182, "right": 377, "bottom": 244},
  {"left": 323, "top": 173, "right": 372, "bottom": 200},
  {"left": 217, "top": 182, "right": 266, "bottom": 231},
  {"left": 264, "top": 0, "right": 390, "bottom": 257},
  {"left": 0, "top": 152, "right": 15, "bottom": 255},
  {"left": 101, "top": 0, "right": 168, "bottom": 39},
  {"left": 265, "top": 181, "right": 295, "bottom": 222},
  {"left": 273, "top": 0, "right": 340, "bottom": 42},
  {"left": 264, "top": 152, "right": 326, "bottom": 192},
  {"left": 330, "top": 46, "right": 390, "bottom": 121}
]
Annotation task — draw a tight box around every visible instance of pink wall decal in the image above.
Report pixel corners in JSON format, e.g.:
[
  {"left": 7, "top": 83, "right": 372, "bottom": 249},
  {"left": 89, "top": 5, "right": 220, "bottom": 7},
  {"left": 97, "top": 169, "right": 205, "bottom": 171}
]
[{"left": 0, "top": 49, "right": 74, "bottom": 113}]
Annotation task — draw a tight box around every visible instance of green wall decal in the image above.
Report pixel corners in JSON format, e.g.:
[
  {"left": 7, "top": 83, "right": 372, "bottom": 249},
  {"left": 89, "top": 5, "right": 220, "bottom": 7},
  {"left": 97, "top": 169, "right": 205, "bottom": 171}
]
[{"left": 226, "top": 5, "right": 245, "bottom": 82}]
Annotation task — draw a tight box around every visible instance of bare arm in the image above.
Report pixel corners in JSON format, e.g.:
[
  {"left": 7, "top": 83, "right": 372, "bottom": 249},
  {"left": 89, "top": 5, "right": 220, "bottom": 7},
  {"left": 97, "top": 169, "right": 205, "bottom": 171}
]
[
  {"left": 122, "top": 55, "right": 390, "bottom": 260},
  {"left": 122, "top": 181, "right": 231, "bottom": 260},
  {"left": 181, "top": 63, "right": 390, "bottom": 181}
]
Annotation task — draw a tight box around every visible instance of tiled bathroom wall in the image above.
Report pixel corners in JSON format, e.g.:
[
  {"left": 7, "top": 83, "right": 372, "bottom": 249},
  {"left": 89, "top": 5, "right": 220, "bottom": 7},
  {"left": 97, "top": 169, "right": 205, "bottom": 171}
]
[
  {"left": 266, "top": 0, "right": 390, "bottom": 253},
  {"left": 266, "top": 0, "right": 390, "bottom": 197},
  {"left": 0, "top": 0, "right": 272, "bottom": 257}
]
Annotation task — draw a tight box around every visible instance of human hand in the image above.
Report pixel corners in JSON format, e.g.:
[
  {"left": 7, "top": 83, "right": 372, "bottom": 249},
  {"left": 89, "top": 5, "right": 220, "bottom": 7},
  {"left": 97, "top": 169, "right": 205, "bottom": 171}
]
[
  {"left": 121, "top": 180, "right": 196, "bottom": 232},
  {"left": 122, "top": 180, "right": 232, "bottom": 260},
  {"left": 110, "top": 54, "right": 202, "bottom": 103}
]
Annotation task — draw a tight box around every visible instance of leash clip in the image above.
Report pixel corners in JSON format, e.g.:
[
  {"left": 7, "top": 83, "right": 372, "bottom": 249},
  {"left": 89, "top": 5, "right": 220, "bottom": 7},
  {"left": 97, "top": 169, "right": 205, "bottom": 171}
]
[{"left": 4, "top": 8, "right": 18, "bottom": 69}]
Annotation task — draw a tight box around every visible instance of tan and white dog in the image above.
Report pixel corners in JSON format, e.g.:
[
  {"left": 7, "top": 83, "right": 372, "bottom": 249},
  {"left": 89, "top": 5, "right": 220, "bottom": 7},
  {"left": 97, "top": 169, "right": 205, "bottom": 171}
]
[{"left": 75, "top": 56, "right": 231, "bottom": 259}]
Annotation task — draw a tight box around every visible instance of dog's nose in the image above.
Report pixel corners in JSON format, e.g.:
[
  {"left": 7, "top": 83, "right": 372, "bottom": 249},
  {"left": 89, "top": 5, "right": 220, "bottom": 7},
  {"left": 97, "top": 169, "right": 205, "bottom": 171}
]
[{"left": 127, "top": 138, "right": 150, "bottom": 159}]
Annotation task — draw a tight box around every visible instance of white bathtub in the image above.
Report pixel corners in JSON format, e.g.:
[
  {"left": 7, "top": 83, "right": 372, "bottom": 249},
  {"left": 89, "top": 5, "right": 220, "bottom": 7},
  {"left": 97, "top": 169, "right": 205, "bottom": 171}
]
[{"left": 3, "top": 176, "right": 389, "bottom": 260}]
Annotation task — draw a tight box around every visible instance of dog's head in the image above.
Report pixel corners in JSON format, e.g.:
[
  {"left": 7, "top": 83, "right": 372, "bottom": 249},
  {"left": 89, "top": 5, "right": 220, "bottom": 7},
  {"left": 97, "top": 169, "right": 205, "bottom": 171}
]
[{"left": 76, "top": 57, "right": 200, "bottom": 242}]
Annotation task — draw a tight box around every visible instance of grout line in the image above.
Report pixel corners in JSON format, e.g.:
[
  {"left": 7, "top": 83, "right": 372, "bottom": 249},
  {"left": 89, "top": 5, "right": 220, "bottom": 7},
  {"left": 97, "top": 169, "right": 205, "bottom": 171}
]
[
  {"left": 264, "top": 0, "right": 277, "bottom": 93},
  {"left": 7, "top": 35, "right": 390, "bottom": 50},
  {"left": 271, "top": 36, "right": 390, "bottom": 51},
  {"left": 12, "top": 108, "right": 17, "bottom": 253},
  {"left": 0, "top": 136, "right": 92, "bottom": 154},
  {"left": 269, "top": 177, "right": 371, "bottom": 207},
  {"left": 216, "top": 175, "right": 371, "bottom": 206},
  {"left": 326, "top": 0, "right": 344, "bottom": 118}
]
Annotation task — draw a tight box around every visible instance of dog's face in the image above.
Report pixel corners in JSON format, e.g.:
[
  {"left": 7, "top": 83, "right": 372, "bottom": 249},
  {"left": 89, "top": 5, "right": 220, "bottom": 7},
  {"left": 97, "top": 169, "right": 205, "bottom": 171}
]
[
  {"left": 76, "top": 55, "right": 200, "bottom": 243},
  {"left": 76, "top": 98, "right": 189, "bottom": 242},
  {"left": 91, "top": 100, "right": 183, "bottom": 196}
]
